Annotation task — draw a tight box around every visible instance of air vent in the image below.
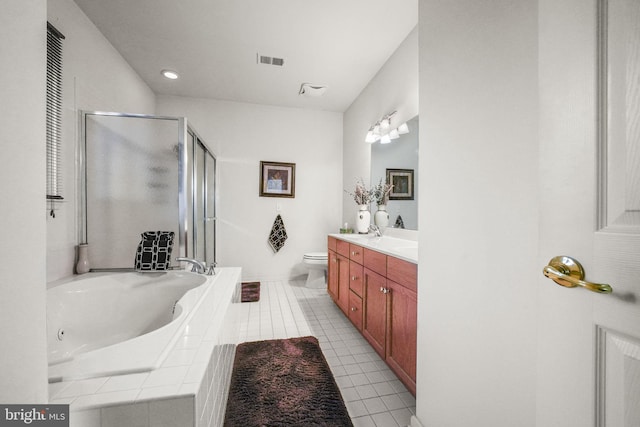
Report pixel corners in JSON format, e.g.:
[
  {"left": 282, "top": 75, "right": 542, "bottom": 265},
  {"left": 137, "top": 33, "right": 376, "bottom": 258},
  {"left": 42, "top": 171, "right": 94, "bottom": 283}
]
[{"left": 257, "top": 53, "right": 284, "bottom": 67}]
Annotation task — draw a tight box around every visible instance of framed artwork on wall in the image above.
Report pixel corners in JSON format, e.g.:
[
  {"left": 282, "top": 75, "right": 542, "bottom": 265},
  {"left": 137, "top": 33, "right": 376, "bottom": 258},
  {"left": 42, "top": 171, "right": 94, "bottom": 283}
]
[
  {"left": 386, "top": 168, "right": 414, "bottom": 200},
  {"left": 259, "top": 161, "right": 296, "bottom": 198}
]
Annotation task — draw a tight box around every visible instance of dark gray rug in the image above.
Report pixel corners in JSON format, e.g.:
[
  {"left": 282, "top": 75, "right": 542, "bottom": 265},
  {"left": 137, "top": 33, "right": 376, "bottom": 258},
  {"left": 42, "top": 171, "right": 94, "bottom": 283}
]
[{"left": 224, "top": 336, "right": 353, "bottom": 426}]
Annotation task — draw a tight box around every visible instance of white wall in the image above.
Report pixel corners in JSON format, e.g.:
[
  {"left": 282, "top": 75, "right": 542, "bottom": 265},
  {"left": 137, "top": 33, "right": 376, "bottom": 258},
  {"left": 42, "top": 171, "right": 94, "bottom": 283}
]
[
  {"left": 0, "top": 0, "right": 48, "bottom": 402},
  {"left": 157, "top": 96, "right": 343, "bottom": 281},
  {"left": 343, "top": 27, "right": 418, "bottom": 228},
  {"left": 46, "top": 0, "right": 156, "bottom": 281},
  {"left": 415, "top": 1, "right": 539, "bottom": 426}
]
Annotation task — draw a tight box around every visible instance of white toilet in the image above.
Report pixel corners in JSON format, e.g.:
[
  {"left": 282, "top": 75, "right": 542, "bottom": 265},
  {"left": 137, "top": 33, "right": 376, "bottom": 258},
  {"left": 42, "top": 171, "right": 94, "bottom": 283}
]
[{"left": 302, "top": 252, "right": 328, "bottom": 289}]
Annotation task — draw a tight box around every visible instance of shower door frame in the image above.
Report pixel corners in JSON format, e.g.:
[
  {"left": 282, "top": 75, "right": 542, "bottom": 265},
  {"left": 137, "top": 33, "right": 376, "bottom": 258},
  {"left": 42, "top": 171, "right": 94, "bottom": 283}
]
[{"left": 79, "top": 110, "right": 216, "bottom": 269}]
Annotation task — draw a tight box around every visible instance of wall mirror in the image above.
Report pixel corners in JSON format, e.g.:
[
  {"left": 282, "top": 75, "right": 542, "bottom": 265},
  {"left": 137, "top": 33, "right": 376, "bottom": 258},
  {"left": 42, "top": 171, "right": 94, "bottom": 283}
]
[{"left": 371, "top": 115, "right": 419, "bottom": 230}]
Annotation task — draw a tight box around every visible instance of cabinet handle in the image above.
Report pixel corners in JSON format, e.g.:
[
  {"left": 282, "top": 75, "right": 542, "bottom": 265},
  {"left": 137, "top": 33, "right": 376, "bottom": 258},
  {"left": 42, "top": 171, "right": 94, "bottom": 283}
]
[
  {"left": 352, "top": 276, "right": 358, "bottom": 281},
  {"left": 351, "top": 307, "right": 357, "bottom": 312},
  {"left": 380, "top": 287, "right": 391, "bottom": 294},
  {"left": 352, "top": 251, "right": 359, "bottom": 256},
  {"left": 380, "top": 287, "right": 385, "bottom": 293}
]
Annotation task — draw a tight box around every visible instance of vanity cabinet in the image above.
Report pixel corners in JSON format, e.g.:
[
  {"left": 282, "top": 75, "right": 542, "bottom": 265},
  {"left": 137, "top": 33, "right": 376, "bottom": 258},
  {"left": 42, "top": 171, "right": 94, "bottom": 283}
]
[{"left": 327, "top": 236, "right": 417, "bottom": 395}]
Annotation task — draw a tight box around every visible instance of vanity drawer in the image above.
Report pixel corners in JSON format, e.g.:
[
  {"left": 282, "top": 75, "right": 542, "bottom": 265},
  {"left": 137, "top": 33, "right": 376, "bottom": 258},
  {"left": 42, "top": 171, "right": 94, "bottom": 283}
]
[
  {"left": 348, "top": 290, "right": 363, "bottom": 331},
  {"left": 349, "top": 260, "right": 364, "bottom": 297},
  {"left": 336, "top": 239, "right": 350, "bottom": 257},
  {"left": 327, "top": 236, "right": 337, "bottom": 252},
  {"left": 387, "top": 256, "right": 417, "bottom": 292},
  {"left": 364, "top": 248, "right": 387, "bottom": 276},
  {"left": 349, "top": 244, "right": 364, "bottom": 264}
]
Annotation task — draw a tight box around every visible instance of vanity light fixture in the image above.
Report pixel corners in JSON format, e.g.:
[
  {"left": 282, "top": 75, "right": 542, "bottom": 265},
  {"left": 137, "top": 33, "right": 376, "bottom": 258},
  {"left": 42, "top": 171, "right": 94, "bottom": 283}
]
[
  {"left": 161, "top": 69, "right": 179, "bottom": 80},
  {"left": 365, "top": 110, "right": 408, "bottom": 144},
  {"left": 365, "top": 126, "right": 379, "bottom": 143}
]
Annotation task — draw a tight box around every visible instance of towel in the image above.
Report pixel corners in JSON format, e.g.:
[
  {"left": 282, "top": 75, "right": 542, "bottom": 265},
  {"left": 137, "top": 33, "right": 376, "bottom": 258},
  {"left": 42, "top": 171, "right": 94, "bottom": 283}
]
[
  {"left": 394, "top": 215, "right": 405, "bottom": 229},
  {"left": 268, "top": 214, "right": 288, "bottom": 253},
  {"left": 135, "top": 231, "right": 175, "bottom": 271}
]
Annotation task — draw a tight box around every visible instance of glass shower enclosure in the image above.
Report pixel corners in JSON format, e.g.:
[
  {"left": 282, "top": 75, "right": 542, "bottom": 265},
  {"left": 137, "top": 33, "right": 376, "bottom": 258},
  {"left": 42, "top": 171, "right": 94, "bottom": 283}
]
[{"left": 80, "top": 111, "right": 216, "bottom": 270}]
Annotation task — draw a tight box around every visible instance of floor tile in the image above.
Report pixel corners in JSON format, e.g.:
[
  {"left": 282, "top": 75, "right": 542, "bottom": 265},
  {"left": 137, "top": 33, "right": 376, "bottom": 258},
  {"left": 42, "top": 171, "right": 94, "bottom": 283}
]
[{"left": 236, "top": 279, "right": 416, "bottom": 425}]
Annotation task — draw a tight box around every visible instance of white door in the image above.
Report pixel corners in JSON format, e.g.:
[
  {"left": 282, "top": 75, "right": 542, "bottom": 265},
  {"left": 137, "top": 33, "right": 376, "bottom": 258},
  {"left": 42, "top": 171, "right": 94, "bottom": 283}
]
[{"left": 538, "top": 0, "right": 640, "bottom": 426}]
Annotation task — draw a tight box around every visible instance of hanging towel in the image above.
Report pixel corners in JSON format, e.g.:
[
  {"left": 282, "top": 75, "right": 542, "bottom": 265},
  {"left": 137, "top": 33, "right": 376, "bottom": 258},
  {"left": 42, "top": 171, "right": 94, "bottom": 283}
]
[
  {"left": 394, "top": 215, "right": 405, "bottom": 229},
  {"left": 268, "top": 214, "right": 288, "bottom": 253}
]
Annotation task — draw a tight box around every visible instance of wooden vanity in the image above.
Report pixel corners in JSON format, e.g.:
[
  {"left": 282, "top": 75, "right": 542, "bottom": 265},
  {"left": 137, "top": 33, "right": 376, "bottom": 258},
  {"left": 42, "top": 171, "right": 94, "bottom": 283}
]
[{"left": 327, "top": 235, "right": 417, "bottom": 395}]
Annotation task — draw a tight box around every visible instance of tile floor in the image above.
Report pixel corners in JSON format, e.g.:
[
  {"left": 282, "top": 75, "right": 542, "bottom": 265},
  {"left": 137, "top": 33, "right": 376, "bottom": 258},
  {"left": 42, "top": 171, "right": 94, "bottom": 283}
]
[{"left": 236, "top": 279, "right": 416, "bottom": 427}]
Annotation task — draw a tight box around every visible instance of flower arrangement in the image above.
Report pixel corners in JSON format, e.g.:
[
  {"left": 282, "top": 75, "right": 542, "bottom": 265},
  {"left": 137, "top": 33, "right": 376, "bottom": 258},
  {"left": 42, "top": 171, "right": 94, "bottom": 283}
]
[
  {"left": 371, "top": 179, "right": 393, "bottom": 206},
  {"left": 345, "top": 178, "right": 372, "bottom": 206}
]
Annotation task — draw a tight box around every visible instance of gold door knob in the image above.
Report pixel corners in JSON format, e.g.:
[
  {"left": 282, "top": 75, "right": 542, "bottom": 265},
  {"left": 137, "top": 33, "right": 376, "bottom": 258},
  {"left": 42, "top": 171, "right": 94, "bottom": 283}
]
[{"left": 542, "top": 256, "right": 613, "bottom": 294}]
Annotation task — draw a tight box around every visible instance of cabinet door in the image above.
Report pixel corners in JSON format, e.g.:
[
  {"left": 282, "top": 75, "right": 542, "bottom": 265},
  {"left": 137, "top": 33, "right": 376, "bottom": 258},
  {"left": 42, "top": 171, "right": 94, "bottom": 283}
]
[
  {"left": 328, "top": 250, "right": 339, "bottom": 301},
  {"left": 337, "top": 253, "right": 350, "bottom": 314},
  {"left": 363, "top": 268, "right": 387, "bottom": 358},
  {"left": 386, "top": 279, "right": 417, "bottom": 395}
]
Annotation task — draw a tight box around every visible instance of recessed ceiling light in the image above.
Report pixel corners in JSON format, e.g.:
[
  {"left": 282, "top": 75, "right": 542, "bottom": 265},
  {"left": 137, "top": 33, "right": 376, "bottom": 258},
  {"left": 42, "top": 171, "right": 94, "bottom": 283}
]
[{"left": 161, "top": 69, "right": 179, "bottom": 80}]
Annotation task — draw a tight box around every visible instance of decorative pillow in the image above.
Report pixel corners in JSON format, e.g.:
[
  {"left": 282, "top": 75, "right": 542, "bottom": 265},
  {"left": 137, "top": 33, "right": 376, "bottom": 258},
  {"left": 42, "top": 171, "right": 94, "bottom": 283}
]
[{"left": 134, "top": 231, "right": 175, "bottom": 271}]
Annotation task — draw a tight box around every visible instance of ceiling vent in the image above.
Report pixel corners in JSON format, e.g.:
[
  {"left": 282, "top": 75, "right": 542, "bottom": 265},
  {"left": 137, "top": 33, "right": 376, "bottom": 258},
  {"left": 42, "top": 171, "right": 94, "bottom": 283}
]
[
  {"left": 298, "top": 83, "right": 328, "bottom": 97},
  {"left": 257, "top": 54, "right": 284, "bottom": 67}
]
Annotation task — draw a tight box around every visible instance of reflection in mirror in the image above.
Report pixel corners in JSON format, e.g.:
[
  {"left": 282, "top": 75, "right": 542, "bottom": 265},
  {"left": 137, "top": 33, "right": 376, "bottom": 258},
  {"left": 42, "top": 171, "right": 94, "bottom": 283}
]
[{"left": 371, "top": 116, "right": 418, "bottom": 230}]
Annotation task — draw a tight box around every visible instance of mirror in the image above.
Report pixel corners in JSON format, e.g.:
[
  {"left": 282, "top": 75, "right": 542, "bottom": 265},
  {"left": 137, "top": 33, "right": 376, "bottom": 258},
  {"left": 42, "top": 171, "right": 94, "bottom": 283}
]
[{"left": 371, "top": 115, "right": 418, "bottom": 230}]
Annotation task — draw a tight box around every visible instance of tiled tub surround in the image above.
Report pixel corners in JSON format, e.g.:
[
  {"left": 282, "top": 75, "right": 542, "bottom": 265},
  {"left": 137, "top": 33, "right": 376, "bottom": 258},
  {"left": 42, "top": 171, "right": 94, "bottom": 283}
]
[{"left": 48, "top": 267, "right": 241, "bottom": 427}]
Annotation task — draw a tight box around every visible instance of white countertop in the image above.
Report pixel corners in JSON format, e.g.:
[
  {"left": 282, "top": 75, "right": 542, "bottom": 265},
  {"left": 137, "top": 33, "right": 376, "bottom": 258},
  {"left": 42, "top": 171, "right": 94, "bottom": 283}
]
[{"left": 330, "top": 233, "right": 418, "bottom": 264}]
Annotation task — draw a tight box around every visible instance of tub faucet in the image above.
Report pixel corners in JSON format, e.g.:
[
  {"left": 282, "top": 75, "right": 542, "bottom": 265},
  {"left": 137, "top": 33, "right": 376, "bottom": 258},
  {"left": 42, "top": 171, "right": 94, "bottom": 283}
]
[
  {"left": 175, "top": 257, "right": 207, "bottom": 274},
  {"left": 369, "top": 224, "right": 382, "bottom": 237},
  {"left": 206, "top": 262, "right": 217, "bottom": 276}
]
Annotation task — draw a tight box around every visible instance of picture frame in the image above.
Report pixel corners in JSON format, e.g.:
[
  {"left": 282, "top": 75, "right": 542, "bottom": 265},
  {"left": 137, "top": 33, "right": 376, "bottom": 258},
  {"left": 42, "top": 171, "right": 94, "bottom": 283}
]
[
  {"left": 259, "top": 161, "right": 296, "bottom": 198},
  {"left": 386, "top": 168, "right": 414, "bottom": 200}
]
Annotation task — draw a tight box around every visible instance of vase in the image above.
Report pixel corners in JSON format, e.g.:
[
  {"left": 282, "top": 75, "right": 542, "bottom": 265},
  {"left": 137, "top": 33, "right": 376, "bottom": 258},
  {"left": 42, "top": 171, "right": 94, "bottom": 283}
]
[
  {"left": 374, "top": 204, "right": 390, "bottom": 228},
  {"left": 75, "top": 243, "right": 90, "bottom": 274},
  {"left": 355, "top": 205, "right": 370, "bottom": 234}
]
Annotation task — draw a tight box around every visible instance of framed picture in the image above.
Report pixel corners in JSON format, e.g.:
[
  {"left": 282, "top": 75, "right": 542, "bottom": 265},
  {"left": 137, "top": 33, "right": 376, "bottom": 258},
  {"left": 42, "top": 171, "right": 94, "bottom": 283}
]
[
  {"left": 259, "top": 161, "right": 296, "bottom": 198},
  {"left": 386, "top": 168, "right": 414, "bottom": 200}
]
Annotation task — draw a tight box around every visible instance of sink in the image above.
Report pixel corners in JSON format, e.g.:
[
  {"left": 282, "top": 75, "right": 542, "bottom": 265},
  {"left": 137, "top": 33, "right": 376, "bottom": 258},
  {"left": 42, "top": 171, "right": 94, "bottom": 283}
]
[{"left": 332, "top": 233, "right": 418, "bottom": 262}]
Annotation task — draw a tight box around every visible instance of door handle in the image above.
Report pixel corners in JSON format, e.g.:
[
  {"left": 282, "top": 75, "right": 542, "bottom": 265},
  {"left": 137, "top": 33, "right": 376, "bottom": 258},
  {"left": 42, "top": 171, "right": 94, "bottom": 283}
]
[{"left": 542, "top": 256, "right": 613, "bottom": 294}]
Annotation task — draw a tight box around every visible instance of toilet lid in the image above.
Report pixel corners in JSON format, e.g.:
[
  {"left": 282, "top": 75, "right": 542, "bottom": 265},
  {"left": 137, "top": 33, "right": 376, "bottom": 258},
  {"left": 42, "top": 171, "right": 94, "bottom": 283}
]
[{"left": 304, "top": 252, "right": 327, "bottom": 260}]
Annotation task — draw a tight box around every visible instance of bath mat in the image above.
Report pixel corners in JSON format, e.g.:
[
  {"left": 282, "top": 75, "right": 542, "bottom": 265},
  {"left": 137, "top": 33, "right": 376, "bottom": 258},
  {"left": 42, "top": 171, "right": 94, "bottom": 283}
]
[
  {"left": 241, "top": 281, "right": 260, "bottom": 302},
  {"left": 223, "top": 336, "right": 353, "bottom": 427}
]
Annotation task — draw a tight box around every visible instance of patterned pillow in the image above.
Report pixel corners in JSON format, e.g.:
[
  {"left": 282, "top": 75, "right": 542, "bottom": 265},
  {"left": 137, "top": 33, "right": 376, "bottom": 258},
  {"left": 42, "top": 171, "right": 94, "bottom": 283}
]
[{"left": 134, "top": 231, "right": 175, "bottom": 271}]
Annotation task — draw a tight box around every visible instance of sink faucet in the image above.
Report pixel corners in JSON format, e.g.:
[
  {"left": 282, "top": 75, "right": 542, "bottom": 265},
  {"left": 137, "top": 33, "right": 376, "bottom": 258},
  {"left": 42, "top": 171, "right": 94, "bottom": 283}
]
[
  {"left": 175, "top": 257, "right": 207, "bottom": 274},
  {"left": 369, "top": 224, "right": 382, "bottom": 237}
]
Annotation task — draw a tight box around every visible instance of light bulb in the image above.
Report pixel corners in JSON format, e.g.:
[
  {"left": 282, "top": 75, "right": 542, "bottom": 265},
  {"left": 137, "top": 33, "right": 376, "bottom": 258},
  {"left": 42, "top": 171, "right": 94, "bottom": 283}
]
[{"left": 161, "top": 69, "right": 179, "bottom": 80}]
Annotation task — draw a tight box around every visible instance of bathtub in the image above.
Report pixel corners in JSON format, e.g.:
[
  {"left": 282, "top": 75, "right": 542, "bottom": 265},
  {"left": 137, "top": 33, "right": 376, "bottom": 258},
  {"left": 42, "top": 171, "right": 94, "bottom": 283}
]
[{"left": 47, "top": 270, "right": 217, "bottom": 382}]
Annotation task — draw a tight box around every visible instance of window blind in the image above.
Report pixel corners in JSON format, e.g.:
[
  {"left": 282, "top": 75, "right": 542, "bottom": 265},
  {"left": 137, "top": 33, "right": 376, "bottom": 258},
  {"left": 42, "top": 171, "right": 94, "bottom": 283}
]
[{"left": 46, "top": 22, "right": 65, "bottom": 217}]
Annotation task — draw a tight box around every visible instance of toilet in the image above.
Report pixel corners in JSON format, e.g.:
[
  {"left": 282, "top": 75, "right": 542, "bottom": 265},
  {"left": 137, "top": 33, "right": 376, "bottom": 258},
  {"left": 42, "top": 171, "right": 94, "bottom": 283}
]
[{"left": 302, "top": 252, "right": 328, "bottom": 289}]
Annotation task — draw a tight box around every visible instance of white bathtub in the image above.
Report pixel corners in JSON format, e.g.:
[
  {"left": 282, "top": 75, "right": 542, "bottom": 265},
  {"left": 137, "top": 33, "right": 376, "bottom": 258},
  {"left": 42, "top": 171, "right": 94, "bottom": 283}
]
[{"left": 47, "top": 270, "right": 217, "bottom": 382}]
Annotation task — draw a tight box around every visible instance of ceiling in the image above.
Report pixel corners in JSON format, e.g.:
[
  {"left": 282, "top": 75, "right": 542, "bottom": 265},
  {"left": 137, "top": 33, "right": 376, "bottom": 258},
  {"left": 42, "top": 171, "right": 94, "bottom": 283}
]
[{"left": 72, "top": 0, "right": 418, "bottom": 112}]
